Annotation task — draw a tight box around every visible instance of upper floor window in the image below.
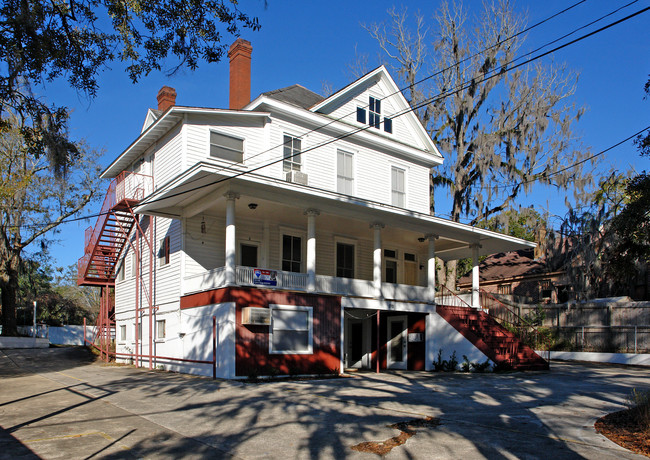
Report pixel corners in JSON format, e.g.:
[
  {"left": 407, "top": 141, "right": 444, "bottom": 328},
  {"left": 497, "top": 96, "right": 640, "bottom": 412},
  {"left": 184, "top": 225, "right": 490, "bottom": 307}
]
[
  {"left": 282, "top": 234, "right": 302, "bottom": 273},
  {"left": 337, "top": 150, "right": 354, "bottom": 195},
  {"left": 384, "top": 117, "right": 393, "bottom": 134},
  {"left": 391, "top": 166, "right": 405, "bottom": 207},
  {"left": 283, "top": 135, "right": 302, "bottom": 172},
  {"left": 369, "top": 96, "right": 381, "bottom": 128},
  {"left": 160, "top": 236, "right": 170, "bottom": 266},
  {"left": 210, "top": 131, "right": 244, "bottom": 163},
  {"left": 336, "top": 242, "right": 355, "bottom": 278}
]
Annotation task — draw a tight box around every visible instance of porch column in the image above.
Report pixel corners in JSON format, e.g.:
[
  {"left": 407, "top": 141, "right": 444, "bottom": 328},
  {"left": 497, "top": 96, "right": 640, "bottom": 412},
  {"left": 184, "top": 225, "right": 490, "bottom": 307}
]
[
  {"left": 426, "top": 234, "right": 438, "bottom": 302},
  {"left": 305, "top": 209, "right": 320, "bottom": 292},
  {"left": 371, "top": 223, "right": 384, "bottom": 299},
  {"left": 225, "top": 192, "right": 240, "bottom": 285},
  {"left": 470, "top": 243, "right": 481, "bottom": 308}
]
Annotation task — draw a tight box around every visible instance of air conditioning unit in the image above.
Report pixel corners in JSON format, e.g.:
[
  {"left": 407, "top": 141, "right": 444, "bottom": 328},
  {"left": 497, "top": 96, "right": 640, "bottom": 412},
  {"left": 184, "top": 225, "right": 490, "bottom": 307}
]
[
  {"left": 285, "top": 170, "right": 308, "bottom": 185},
  {"left": 242, "top": 307, "right": 271, "bottom": 326}
]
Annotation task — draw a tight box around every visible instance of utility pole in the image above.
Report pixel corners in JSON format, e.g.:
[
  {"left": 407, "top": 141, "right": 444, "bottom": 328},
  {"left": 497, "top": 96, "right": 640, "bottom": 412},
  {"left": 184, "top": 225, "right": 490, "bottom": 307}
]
[{"left": 33, "top": 301, "right": 37, "bottom": 337}]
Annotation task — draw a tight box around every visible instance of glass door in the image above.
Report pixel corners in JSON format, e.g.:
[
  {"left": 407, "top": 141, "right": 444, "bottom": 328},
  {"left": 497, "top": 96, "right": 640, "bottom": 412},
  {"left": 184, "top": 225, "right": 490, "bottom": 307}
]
[{"left": 387, "top": 316, "right": 408, "bottom": 370}]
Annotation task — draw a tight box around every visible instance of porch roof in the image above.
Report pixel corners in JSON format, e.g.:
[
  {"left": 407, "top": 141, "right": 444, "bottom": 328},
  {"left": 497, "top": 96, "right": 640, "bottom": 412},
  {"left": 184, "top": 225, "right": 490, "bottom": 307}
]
[{"left": 135, "top": 162, "right": 535, "bottom": 261}]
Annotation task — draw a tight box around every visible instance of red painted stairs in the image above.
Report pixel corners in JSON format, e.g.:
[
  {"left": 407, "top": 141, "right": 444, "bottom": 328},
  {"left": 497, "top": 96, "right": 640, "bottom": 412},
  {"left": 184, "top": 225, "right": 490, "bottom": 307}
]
[{"left": 436, "top": 305, "right": 549, "bottom": 371}]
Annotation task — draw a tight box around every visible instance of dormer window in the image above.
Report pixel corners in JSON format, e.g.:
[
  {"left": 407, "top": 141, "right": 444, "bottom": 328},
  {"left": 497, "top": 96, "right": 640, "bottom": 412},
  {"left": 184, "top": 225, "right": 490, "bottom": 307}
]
[{"left": 210, "top": 131, "right": 244, "bottom": 163}]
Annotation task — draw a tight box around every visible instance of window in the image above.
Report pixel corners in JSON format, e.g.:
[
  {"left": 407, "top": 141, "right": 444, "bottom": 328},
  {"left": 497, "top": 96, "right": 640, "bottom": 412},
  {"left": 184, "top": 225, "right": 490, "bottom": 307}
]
[
  {"left": 131, "top": 253, "right": 137, "bottom": 278},
  {"left": 540, "top": 280, "right": 553, "bottom": 299},
  {"left": 391, "top": 166, "right": 406, "bottom": 207},
  {"left": 116, "top": 261, "right": 124, "bottom": 282},
  {"left": 133, "top": 322, "right": 142, "bottom": 342},
  {"left": 384, "top": 117, "right": 393, "bottom": 133},
  {"left": 156, "top": 320, "right": 166, "bottom": 340},
  {"left": 270, "top": 305, "right": 313, "bottom": 354},
  {"left": 404, "top": 253, "right": 416, "bottom": 262},
  {"left": 240, "top": 243, "right": 258, "bottom": 267},
  {"left": 119, "top": 325, "right": 127, "bottom": 342},
  {"left": 282, "top": 235, "right": 302, "bottom": 272},
  {"left": 336, "top": 242, "right": 355, "bottom": 278},
  {"left": 369, "top": 96, "right": 381, "bottom": 128},
  {"left": 337, "top": 150, "right": 354, "bottom": 194},
  {"left": 283, "top": 135, "right": 302, "bottom": 172},
  {"left": 385, "top": 260, "right": 398, "bottom": 284},
  {"left": 497, "top": 284, "right": 512, "bottom": 295},
  {"left": 356, "top": 107, "right": 366, "bottom": 124},
  {"left": 210, "top": 131, "right": 244, "bottom": 162},
  {"left": 159, "top": 236, "right": 170, "bottom": 266}
]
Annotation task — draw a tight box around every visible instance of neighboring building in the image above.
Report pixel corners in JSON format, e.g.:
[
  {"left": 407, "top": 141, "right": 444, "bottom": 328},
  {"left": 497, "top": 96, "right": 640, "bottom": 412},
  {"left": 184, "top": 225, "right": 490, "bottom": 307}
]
[
  {"left": 457, "top": 249, "right": 570, "bottom": 304},
  {"left": 78, "top": 39, "right": 539, "bottom": 378}
]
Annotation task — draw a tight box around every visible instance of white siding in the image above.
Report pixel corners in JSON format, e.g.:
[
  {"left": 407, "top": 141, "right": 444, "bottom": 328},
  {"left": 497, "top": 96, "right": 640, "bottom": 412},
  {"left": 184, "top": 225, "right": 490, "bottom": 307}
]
[{"left": 153, "top": 124, "right": 183, "bottom": 189}]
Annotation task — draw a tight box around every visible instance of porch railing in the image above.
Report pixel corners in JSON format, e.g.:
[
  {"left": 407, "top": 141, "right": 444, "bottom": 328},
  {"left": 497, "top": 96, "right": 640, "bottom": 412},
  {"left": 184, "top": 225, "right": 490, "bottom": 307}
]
[{"left": 183, "top": 265, "right": 429, "bottom": 302}]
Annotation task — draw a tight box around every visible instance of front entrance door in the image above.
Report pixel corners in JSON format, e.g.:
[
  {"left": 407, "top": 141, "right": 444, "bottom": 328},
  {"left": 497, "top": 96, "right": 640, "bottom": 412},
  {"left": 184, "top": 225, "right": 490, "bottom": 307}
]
[
  {"left": 347, "top": 320, "right": 364, "bottom": 368},
  {"left": 387, "top": 316, "right": 408, "bottom": 370}
]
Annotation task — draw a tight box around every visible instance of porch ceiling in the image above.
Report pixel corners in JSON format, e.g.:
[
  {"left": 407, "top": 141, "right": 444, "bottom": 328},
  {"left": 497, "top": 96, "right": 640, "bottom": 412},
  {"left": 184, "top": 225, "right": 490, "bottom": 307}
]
[{"left": 135, "top": 163, "right": 534, "bottom": 260}]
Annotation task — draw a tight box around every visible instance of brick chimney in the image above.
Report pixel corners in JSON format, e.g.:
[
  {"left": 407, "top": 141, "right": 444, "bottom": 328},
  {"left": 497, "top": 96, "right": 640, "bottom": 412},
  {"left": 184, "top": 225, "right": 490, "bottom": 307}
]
[
  {"left": 228, "top": 38, "right": 252, "bottom": 110},
  {"left": 157, "top": 86, "right": 177, "bottom": 112}
]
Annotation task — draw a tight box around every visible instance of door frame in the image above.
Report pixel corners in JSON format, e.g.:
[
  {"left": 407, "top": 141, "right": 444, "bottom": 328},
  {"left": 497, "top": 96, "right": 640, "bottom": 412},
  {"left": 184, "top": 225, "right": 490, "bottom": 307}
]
[{"left": 386, "top": 315, "right": 408, "bottom": 370}]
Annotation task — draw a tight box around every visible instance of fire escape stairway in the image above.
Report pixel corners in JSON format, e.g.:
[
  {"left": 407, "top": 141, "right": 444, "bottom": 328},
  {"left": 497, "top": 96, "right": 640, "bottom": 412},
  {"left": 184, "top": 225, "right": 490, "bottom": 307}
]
[
  {"left": 436, "top": 305, "right": 549, "bottom": 371},
  {"left": 82, "top": 210, "right": 135, "bottom": 284}
]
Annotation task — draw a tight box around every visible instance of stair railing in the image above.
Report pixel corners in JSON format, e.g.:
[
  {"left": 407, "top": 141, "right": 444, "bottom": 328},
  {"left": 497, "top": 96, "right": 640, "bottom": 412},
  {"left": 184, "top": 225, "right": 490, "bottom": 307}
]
[
  {"left": 435, "top": 284, "right": 472, "bottom": 308},
  {"left": 479, "top": 289, "right": 551, "bottom": 360}
]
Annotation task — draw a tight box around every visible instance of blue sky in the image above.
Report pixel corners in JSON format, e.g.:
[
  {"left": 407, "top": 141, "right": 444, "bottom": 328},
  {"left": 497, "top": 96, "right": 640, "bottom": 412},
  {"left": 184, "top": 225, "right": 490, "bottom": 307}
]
[{"left": 41, "top": 0, "right": 650, "bottom": 270}]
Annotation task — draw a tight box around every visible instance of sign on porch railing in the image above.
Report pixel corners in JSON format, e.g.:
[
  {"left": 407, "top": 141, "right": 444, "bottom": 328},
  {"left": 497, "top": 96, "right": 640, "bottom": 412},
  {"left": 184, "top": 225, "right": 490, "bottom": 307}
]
[{"left": 253, "top": 269, "right": 278, "bottom": 286}]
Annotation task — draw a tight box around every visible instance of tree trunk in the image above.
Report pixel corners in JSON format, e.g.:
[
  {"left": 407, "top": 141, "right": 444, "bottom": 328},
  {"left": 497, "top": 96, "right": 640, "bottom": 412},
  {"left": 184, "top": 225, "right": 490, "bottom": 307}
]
[{"left": 1, "top": 278, "right": 18, "bottom": 336}]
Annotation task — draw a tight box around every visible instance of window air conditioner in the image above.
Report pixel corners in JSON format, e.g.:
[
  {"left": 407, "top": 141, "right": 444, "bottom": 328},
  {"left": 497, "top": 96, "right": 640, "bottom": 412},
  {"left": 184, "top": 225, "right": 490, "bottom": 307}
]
[
  {"left": 242, "top": 307, "right": 271, "bottom": 325},
  {"left": 285, "top": 170, "right": 308, "bottom": 185}
]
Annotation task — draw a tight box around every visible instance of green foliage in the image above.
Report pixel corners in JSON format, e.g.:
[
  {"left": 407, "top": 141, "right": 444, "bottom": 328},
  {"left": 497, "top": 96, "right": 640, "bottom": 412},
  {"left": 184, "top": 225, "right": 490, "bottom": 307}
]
[
  {"left": 433, "top": 349, "right": 458, "bottom": 372},
  {"left": 470, "top": 360, "right": 492, "bottom": 373},
  {"left": 0, "top": 0, "right": 260, "bottom": 173},
  {"left": 522, "top": 306, "right": 546, "bottom": 328}
]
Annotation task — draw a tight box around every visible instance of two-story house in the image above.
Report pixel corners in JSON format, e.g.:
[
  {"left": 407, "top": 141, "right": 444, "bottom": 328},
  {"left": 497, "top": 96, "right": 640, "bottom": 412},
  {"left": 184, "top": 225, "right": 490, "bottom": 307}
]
[{"left": 78, "top": 39, "right": 543, "bottom": 378}]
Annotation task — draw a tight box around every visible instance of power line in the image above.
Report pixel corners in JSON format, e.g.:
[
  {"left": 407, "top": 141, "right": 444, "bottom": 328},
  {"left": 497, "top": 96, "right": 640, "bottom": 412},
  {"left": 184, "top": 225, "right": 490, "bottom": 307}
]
[{"left": 8, "top": 4, "right": 649, "bottom": 230}]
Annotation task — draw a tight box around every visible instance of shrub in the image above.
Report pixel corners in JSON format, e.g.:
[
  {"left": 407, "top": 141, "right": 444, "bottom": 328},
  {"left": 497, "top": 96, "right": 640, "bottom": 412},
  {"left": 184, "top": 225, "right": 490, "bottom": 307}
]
[{"left": 626, "top": 388, "right": 650, "bottom": 429}]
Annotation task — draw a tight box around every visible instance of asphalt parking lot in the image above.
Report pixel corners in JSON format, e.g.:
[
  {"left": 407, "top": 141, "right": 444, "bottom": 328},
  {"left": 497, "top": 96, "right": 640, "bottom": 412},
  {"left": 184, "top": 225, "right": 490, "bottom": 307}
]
[{"left": 1, "top": 347, "right": 649, "bottom": 459}]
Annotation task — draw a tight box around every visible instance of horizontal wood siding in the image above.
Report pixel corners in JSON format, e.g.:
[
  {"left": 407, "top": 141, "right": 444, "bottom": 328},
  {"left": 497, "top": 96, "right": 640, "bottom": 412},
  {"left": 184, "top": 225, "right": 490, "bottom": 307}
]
[
  {"left": 184, "top": 215, "right": 225, "bottom": 277},
  {"left": 153, "top": 124, "right": 183, "bottom": 189}
]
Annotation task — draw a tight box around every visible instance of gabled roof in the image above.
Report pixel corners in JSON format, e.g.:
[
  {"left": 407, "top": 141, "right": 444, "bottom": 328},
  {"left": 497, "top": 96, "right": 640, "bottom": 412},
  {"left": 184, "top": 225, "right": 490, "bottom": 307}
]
[
  {"left": 458, "top": 249, "right": 550, "bottom": 285},
  {"left": 262, "top": 85, "right": 324, "bottom": 109},
  {"left": 310, "top": 65, "right": 442, "bottom": 160}
]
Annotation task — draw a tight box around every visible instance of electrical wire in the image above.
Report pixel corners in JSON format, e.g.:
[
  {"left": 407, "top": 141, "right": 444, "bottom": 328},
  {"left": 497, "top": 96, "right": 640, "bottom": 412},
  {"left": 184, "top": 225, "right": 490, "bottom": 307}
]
[{"left": 7, "top": 3, "right": 649, "bottom": 231}]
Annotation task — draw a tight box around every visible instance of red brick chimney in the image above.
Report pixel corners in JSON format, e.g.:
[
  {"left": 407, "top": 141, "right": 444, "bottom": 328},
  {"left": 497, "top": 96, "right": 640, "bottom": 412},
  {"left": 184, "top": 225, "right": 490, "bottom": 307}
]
[
  {"left": 228, "top": 39, "right": 252, "bottom": 110},
  {"left": 157, "top": 86, "right": 177, "bottom": 112}
]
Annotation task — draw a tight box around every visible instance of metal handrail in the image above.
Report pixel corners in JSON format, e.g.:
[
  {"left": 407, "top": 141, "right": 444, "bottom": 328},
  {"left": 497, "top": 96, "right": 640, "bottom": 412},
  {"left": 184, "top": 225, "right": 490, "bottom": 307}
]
[
  {"left": 480, "top": 289, "right": 551, "bottom": 359},
  {"left": 435, "top": 284, "right": 472, "bottom": 308}
]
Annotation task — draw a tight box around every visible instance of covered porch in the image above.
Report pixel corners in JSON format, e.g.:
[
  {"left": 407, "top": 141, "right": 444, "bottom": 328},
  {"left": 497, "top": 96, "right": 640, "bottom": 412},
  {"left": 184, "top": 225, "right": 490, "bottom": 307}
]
[{"left": 136, "top": 162, "right": 535, "bottom": 306}]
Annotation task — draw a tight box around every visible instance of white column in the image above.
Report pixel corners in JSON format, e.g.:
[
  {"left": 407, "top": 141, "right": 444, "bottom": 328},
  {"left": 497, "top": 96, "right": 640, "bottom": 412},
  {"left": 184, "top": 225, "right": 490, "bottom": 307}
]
[
  {"left": 471, "top": 243, "right": 481, "bottom": 308},
  {"left": 305, "top": 209, "right": 320, "bottom": 292},
  {"left": 224, "top": 192, "right": 240, "bottom": 285},
  {"left": 371, "top": 223, "right": 384, "bottom": 299},
  {"left": 427, "top": 234, "right": 438, "bottom": 303}
]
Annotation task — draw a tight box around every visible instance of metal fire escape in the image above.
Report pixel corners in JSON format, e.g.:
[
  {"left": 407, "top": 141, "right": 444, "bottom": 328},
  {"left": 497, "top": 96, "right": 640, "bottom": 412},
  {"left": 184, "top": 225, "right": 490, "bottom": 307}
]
[{"left": 77, "top": 171, "right": 154, "bottom": 367}]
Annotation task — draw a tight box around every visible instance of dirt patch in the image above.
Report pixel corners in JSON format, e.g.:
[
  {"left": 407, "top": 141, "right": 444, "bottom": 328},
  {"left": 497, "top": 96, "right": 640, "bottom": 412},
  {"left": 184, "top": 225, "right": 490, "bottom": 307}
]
[
  {"left": 595, "top": 409, "right": 650, "bottom": 457},
  {"left": 350, "top": 417, "right": 440, "bottom": 456}
]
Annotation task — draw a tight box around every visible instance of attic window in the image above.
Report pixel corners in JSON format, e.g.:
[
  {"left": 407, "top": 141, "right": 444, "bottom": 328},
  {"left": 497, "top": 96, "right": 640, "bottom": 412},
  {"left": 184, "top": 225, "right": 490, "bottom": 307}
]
[
  {"left": 369, "top": 96, "right": 381, "bottom": 128},
  {"left": 356, "top": 107, "right": 366, "bottom": 124},
  {"left": 384, "top": 117, "right": 393, "bottom": 133},
  {"left": 210, "top": 131, "right": 244, "bottom": 163}
]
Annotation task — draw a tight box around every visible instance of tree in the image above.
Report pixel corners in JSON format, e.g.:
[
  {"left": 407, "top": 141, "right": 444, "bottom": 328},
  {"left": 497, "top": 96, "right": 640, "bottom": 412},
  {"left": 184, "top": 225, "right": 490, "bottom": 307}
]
[
  {"left": 0, "top": 1, "right": 260, "bottom": 335},
  {"left": 366, "top": 1, "right": 591, "bottom": 286},
  {"left": 0, "top": 119, "right": 101, "bottom": 335},
  {"left": 0, "top": 0, "right": 260, "bottom": 175}
]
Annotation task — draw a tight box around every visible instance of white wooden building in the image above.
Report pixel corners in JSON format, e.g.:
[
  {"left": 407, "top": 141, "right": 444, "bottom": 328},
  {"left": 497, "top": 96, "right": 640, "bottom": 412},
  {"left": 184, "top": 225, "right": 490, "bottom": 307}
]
[{"left": 80, "top": 39, "right": 536, "bottom": 378}]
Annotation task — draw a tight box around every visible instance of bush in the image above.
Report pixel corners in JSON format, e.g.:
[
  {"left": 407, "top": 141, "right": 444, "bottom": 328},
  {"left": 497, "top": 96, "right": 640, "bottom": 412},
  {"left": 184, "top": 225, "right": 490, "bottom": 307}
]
[{"left": 626, "top": 388, "right": 650, "bottom": 429}]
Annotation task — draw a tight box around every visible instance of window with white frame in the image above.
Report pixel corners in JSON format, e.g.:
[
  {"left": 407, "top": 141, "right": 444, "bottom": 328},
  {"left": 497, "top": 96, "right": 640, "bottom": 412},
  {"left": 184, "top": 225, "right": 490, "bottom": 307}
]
[
  {"left": 282, "top": 234, "right": 302, "bottom": 272},
  {"left": 283, "top": 135, "right": 302, "bottom": 172},
  {"left": 391, "top": 166, "right": 406, "bottom": 207},
  {"left": 131, "top": 253, "right": 137, "bottom": 278},
  {"left": 116, "top": 260, "right": 125, "bottom": 282},
  {"left": 336, "top": 242, "right": 355, "bottom": 278},
  {"left": 270, "top": 305, "right": 313, "bottom": 354},
  {"left": 156, "top": 319, "right": 166, "bottom": 340},
  {"left": 336, "top": 150, "right": 354, "bottom": 195},
  {"left": 119, "top": 324, "right": 127, "bottom": 342},
  {"left": 369, "top": 96, "right": 381, "bottom": 128},
  {"left": 133, "top": 322, "right": 142, "bottom": 342},
  {"left": 210, "top": 131, "right": 244, "bottom": 163},
  {"left": 159, "top": 236, "right": 170, "bottom": 266}
]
